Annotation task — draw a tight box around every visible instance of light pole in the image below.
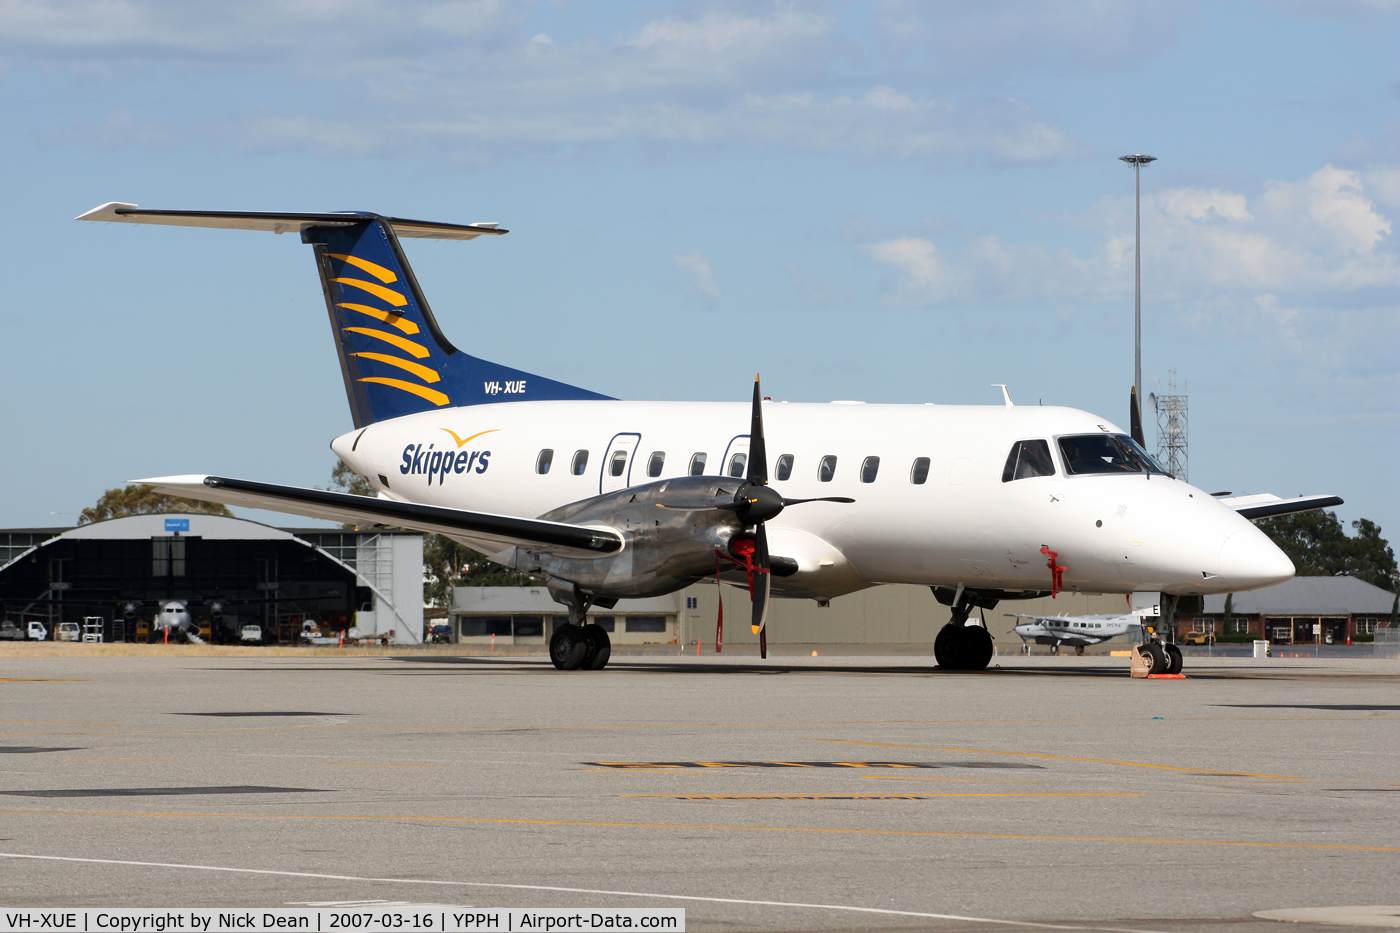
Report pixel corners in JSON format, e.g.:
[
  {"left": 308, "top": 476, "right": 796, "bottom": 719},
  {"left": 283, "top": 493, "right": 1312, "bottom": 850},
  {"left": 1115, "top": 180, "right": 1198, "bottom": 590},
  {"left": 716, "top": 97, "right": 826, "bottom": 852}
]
[{"left": 1119, "top": 154, "right": 1156, "bottom": 409}]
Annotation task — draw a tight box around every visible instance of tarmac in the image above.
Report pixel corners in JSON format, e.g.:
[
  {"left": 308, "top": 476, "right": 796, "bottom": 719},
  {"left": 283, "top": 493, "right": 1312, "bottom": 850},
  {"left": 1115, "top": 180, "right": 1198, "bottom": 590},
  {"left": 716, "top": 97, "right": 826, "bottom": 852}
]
[{"left": 2, "top": 649, "right": 1398, "bottom": 932}]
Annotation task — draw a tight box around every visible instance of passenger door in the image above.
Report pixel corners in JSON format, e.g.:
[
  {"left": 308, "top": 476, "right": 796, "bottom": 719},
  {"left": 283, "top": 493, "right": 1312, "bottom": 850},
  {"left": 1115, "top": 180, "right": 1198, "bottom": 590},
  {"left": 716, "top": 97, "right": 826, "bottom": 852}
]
[{"left": 599, "top": 433, "right": 642, "bottom": 494}]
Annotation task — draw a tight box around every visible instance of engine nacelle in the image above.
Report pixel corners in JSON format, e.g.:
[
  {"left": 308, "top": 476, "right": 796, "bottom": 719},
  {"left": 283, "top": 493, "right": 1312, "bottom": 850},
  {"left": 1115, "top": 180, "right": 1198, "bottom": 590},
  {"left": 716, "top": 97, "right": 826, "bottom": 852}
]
[{"left": 509, "top": 476, "right": 751, "bottom": 599}]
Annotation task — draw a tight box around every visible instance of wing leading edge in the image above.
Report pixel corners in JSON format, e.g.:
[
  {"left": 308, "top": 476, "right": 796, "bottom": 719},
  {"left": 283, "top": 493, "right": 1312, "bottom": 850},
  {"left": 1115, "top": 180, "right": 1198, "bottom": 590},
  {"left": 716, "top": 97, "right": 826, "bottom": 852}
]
[{"left": 135, "top": 475, "right": 622, "bottom": 557}]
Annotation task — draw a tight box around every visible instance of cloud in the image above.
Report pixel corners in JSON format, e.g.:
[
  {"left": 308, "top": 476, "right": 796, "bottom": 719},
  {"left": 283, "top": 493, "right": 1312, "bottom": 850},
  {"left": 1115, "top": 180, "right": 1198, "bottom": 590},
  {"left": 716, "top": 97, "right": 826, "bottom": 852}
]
[
  {"left": 868, "top": 0, "right": 1199, "bottom": 77},
  {"left": 2, "top": 1, "right": 1084, "bottom": 165},
  {"left": 674, "top": 252, "right": 720, "bottom": 305},
  {"left": 868, "top": 165, "right": 1400, "bottom": 307},
  {"left": 864, "top": 164, "right": 1400, "bottom": 399}
]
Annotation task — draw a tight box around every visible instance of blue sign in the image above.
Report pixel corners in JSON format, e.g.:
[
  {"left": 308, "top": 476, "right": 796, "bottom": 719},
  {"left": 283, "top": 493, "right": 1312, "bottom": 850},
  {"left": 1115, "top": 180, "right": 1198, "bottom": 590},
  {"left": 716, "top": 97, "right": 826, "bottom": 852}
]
[{"left": 165, "top": 518, "right": 190, "bottom": 532}]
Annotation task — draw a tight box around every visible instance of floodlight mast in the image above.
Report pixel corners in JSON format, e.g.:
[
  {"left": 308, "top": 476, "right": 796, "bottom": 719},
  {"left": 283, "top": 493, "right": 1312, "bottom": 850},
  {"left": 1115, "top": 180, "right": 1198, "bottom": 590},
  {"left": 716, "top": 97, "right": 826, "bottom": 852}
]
[{"left": 1119, "top": 154, "right": 1156, "bottom": 409}]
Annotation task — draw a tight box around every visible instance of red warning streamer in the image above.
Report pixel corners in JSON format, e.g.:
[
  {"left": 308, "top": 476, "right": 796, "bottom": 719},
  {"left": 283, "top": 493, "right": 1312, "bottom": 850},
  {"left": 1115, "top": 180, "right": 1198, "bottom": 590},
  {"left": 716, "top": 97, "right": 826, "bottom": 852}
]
[{"left": 1040, "top": 545, "right": 1066, "bottom": 598}]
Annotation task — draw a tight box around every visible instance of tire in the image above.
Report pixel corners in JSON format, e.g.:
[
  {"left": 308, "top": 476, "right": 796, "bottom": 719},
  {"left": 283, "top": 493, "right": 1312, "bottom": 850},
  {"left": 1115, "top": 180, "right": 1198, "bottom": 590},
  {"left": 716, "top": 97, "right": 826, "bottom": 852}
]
[
  {"left": 582, "top": 624, "right": 612, "bottom": 671},
  {"left": 962, "top": 625, "right": 994, "bottom": 671},
  {"left": 1164, "top": 643, "right": 1183, "bottom": 675},
  {"left": 1074, "top": 645, "right": 1085, "bottom": 656},
  {"left": 1139, "top": 642, "right": 1168, "bottom": 675},
  {"left": 934, "top": 623, "right": 964, "bottom": 670},
  {"left": 550, "top": 624, "right": 587, "bottom": 670}
]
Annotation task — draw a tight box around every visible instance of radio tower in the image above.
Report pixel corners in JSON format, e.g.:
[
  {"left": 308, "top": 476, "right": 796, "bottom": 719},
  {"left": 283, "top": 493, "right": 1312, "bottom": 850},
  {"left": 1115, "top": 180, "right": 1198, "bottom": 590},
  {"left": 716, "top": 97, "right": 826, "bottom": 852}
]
[{"left": 1152, "top": 366, "right": 1188, "bottom": 482}]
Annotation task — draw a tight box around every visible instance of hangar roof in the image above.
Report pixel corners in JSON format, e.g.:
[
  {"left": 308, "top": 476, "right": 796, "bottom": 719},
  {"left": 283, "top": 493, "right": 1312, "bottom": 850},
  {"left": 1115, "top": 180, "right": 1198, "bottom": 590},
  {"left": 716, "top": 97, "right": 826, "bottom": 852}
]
[{"left": 1205, "top": 576, "right": 1396, "bottom": 615}]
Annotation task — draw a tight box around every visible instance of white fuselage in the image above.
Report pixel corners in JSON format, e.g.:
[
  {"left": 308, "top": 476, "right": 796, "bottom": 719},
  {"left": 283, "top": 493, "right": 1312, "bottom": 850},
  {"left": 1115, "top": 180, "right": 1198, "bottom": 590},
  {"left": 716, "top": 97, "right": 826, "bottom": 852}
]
[{"left": 331, "top": 399, "right": 1294, "bottom": 600}]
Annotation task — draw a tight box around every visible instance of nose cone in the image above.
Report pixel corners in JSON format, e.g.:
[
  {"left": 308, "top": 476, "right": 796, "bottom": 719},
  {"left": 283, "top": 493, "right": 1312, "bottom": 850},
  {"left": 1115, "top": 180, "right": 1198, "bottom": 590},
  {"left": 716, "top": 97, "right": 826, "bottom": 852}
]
[{"left": 1219, "top": 528, "right": 1294, "bottom": 591}]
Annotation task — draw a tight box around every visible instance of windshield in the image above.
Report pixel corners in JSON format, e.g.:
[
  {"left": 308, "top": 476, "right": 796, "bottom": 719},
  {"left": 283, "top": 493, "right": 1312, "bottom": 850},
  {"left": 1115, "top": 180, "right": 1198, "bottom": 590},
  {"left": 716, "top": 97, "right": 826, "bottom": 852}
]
[{"left": 1058, "top": 434, "right": 1168, "bottom": 476}]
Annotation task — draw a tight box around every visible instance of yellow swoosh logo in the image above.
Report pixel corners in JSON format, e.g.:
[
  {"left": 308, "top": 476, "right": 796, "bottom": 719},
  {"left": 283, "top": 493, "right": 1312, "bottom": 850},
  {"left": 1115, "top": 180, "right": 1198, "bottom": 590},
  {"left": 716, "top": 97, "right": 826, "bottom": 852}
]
[{"left": 440, "top": 428, "right": 500, "bottom": 448}]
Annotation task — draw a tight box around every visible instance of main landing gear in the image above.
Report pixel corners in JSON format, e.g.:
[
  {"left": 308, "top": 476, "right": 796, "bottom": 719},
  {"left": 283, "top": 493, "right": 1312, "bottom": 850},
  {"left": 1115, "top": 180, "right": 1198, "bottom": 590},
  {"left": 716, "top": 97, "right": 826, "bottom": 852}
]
[
  {"left": 932, "top": 587, "right": 996, "bottom": 672},
  {"left": 550, "top": 622, "right": 611, "bottom": 671},
  {"left": 1135, "top": 641, "right": 1182, "bottom": 675},
  {"left": 547, "top": 581, "right": 613, "bottom": 671}
]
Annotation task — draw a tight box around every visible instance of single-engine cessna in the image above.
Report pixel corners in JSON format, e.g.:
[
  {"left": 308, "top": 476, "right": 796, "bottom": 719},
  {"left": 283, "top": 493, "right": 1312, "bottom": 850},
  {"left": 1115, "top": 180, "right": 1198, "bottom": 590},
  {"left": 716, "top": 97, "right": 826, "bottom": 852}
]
[
  {"left": 1008, "top": 612, "right": 1141, "bottom": 656},
  {"left": 77, "top": 202, "right": 1342, "bottom": 675}
]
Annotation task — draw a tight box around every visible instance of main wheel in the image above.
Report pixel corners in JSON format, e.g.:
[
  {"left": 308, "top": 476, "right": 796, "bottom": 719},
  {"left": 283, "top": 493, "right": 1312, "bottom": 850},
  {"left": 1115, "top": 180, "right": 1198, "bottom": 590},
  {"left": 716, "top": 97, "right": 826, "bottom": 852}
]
[
  {"left": 934, "top": 623, "right": 964, "bottom": 670},
  {"left": 1164, "top": 643, "right": 1183, "bottom": 675},
  {"left": 961, "top": 625, "right": 994, "bottom": 671},
  {"left": 1138, "top": 642, "right": 1167, "bottom": 675},
  {"left": 550, "top": 624, "right": 587, "bottom": 670},
  {"left": 1074, "top": 645, "right": 1085, "bottom": 657},
  {"left": 582, "top": 624, "right": 612, "bottom": 671}
]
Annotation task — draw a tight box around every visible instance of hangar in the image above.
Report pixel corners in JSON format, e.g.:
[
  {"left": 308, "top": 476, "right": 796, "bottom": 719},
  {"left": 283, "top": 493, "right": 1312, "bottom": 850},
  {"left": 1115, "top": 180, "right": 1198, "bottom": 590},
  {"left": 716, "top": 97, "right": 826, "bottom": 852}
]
[{"left": 0, "top": 514, "right": 423, "bottom": 644}]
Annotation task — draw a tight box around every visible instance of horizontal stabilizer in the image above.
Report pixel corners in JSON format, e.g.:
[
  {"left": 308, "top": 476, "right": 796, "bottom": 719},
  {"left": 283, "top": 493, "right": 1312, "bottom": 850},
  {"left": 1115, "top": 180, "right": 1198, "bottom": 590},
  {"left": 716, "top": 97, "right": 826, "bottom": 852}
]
[
  {"left": 1219, "top": 493, "right": 1345, "bottom": 520},
  {"left": 76, "top": 203, "right": 507, "bottom": 241},
  {"left": 135, "top": 475, "right": 622, "bottom": 557}
]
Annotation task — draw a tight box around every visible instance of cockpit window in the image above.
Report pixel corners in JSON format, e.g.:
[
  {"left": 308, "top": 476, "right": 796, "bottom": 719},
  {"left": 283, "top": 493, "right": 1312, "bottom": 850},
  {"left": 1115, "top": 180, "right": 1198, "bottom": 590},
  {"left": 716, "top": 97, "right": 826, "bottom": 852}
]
[
  {"left": 1058, "top": 434, "right": 1167, "bottom": 476},
  {"left": 1001, "top": 440, "right": 1056, "bottom": 482}
]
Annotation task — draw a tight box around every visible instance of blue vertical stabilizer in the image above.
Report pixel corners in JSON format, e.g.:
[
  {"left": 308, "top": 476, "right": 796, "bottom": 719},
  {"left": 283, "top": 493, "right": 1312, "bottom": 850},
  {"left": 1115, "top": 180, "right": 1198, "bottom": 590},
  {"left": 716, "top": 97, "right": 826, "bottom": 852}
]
[{"left": 304, "top": 219, "right": 612, "bottom": 427}]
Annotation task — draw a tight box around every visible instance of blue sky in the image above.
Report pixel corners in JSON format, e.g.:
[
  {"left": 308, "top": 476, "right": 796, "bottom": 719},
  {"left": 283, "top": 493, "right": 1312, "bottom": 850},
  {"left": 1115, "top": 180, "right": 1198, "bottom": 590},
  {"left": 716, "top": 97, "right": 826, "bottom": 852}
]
[{"left": 2, "top": 0, "right": 1397, "bottom": 544}]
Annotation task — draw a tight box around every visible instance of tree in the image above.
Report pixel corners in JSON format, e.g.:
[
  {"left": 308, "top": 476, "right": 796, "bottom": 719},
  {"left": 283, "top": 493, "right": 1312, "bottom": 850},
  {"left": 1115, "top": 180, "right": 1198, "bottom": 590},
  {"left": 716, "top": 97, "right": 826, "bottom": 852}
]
[
  {"left": 1256, "top": 511, "right": 1397, "bottom": 592},
  {"left": 423, "top": 533, "right": 539, "bottom": 607},
  {"left": 79, "top": 485, "right": 233, "bottom": 524},
  {"left": 324, "top": 460, "right": 537, "bottom": 608}
]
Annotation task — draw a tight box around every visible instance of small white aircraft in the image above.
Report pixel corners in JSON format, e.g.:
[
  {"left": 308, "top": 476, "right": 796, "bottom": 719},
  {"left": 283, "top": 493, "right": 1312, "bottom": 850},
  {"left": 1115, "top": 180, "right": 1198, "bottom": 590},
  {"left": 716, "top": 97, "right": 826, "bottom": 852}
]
[
  {"left": 77, "top": 203, "right": 1342, "bottom": 675},
  {"left": 1008, "top": 612, "right": 1141, "bottom": 656},
  {"left": 152, "top": 599, "right": 205, "bottom": 644}
]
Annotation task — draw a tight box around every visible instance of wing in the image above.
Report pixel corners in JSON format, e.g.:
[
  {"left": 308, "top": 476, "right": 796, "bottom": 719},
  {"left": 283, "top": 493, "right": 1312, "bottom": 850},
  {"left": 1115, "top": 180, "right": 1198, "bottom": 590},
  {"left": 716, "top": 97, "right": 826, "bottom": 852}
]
[
  {"left": 136, "top": 475, "right": 621, "bottom": 558},
  {"left": 1218, "top": 493, "right": 1344, "bottom": 520}
]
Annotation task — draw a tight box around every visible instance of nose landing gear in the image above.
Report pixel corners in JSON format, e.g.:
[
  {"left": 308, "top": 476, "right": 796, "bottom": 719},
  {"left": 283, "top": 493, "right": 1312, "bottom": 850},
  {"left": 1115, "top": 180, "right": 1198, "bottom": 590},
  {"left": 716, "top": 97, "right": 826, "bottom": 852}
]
[{"left": 932, "top": 587, "right": 996, "bottom": 671}]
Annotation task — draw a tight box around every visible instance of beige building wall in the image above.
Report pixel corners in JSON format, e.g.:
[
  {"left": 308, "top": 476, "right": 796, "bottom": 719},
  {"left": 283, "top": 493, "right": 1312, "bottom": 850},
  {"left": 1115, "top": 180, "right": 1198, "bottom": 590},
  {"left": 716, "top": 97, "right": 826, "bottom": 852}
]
[{"left": 677, "top": 581, "right": 1134, "bottom": 649}]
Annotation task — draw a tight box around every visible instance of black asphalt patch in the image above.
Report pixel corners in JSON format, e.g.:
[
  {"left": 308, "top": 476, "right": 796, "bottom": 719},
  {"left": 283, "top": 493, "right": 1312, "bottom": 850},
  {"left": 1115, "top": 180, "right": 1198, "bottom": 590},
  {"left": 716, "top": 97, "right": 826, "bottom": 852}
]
[
  {"left": 1216, "top": 704, "right": 1400, "bottom": 711},
  {"left": 586, "top": 760, "right": 1044, "bottom": 770},
  {"left": 0, "top": 747, "right": 84, "bottom": 755},
  {"left": 0, "top": 786, "right": 325, "bottom": 798},
  {"left": 176, "top": 712, "right": 353, "bottom": 717}
]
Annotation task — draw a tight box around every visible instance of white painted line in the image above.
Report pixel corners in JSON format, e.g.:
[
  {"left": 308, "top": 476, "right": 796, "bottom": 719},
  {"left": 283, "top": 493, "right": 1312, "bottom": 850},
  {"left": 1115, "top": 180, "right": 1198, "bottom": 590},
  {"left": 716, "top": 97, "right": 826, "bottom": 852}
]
[
  {"left": 1, "top": 851, "right": 1168, "bottom": 933},
  {"left": 1254, "top": 907, "right": 1400, "bottom": 928}
]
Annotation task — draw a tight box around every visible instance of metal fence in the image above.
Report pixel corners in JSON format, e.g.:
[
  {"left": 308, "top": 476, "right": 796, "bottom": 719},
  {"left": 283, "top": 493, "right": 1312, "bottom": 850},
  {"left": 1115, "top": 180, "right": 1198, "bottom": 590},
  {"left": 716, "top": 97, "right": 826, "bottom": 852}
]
[{"left": 1375, "top": 627, "right": 1400, "bottom": 659}]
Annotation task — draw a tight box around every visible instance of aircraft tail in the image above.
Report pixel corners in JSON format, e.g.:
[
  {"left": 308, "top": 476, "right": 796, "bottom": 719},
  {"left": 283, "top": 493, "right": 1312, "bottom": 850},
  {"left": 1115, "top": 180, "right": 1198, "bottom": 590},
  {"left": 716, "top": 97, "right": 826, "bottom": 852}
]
[{"left": 77, "top": 203, "right": 613, "bottom": 428}]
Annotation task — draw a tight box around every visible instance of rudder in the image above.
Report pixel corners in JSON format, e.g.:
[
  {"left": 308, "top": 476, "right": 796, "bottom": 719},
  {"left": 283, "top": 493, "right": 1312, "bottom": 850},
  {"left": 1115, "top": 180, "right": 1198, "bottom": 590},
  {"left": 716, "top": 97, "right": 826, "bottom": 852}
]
[{"left": 303, "top": 219, "right": 612, "bottom": 428}]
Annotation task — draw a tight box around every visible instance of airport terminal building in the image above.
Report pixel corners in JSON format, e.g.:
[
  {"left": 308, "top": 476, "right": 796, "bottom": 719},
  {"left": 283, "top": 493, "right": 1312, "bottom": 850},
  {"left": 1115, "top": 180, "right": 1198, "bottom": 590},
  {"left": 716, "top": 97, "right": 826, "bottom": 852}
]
[{"left": 0, "top": 513, "right": 424, "bottom": 644}]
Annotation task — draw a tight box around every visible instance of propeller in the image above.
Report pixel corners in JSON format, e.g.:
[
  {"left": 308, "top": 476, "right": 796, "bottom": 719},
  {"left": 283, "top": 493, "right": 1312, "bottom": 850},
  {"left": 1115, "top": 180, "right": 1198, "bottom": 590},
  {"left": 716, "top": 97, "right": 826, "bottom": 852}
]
[
  {"left": 653, "top": 374, "right": 854, "bottom": 657},
  {"left": 731, "top": 375, "right": 853, "bottom": 651},
  {"left": 1129, "top": 386, "right": 1145, "bottom": 448}
]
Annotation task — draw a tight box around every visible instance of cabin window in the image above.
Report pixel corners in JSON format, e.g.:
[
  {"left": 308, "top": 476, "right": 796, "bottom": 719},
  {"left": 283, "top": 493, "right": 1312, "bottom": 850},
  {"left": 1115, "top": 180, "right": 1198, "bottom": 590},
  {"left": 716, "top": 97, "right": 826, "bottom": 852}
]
[
  {"left": 775, "top": 454, "right": 794, "bottom": 481},
  {"left": 727, "top": 453, "right": 747, "bottom": 478},
  {"left": 1001, "top": 439, "right": 1056, "bottom": 482},
  {"left": 647, "top": 451, "right": 665, "bottom": 477},
  {"left": 689, "top": 453, "right": 708, "bottom": 476},
  {"left": 536, "top": 449, "right": 553, "bottom": 474},
  {"left": 571, "top": 450, "right": 589, "bottom": 475},
  {"left": 818, "top": 455, "right": 837, "bottom": 482},
  {"left": 860, "top": 456, "right": 880, "bottom": 483},
  {"left": 910, "top": 457, "right": 930, "bottom": 484},
  {"left": 609, "top": 449, "right": 628, "bottom": 477}
]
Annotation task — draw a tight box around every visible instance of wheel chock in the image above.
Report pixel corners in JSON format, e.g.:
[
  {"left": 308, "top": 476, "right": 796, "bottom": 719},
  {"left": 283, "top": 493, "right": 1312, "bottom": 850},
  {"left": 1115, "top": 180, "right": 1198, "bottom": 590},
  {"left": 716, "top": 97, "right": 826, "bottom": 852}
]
[{"left": 1148, "top": 673, "right": 1187, "bottom": 679}]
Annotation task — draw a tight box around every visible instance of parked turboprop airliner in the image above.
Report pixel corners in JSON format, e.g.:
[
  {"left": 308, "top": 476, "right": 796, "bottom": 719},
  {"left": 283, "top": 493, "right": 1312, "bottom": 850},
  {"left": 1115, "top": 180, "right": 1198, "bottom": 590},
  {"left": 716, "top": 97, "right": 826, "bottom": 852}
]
[
  {"left": 77, "top": 202, "right": 1342, "bottom": 674},
  {"left": 1009, "top": 612, "right": 1140, "bottom": 657}
]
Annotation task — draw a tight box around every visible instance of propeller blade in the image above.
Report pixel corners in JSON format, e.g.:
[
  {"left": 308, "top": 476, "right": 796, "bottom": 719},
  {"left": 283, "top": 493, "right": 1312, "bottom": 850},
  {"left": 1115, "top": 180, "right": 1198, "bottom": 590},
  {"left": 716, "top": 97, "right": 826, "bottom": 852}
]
[
  {"left": 747, "top": 374, "right": 768, "bottom": 486},
  {"left": 1129, "top": 386, "right": 1145, "bottom": 448},
  {"left": 751, "top": 523, "right": 771, "bottom": 635},
  {"left": 780, "top": 496, "right": 855, "bottom": 506}
]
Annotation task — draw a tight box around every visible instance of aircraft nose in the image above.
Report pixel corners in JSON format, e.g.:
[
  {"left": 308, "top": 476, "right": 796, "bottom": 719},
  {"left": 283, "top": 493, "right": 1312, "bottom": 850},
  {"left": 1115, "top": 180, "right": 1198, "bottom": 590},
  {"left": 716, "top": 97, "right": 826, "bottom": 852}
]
[{"left": 1218, "top": 529, "right": 1294, "bottom": 590}]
